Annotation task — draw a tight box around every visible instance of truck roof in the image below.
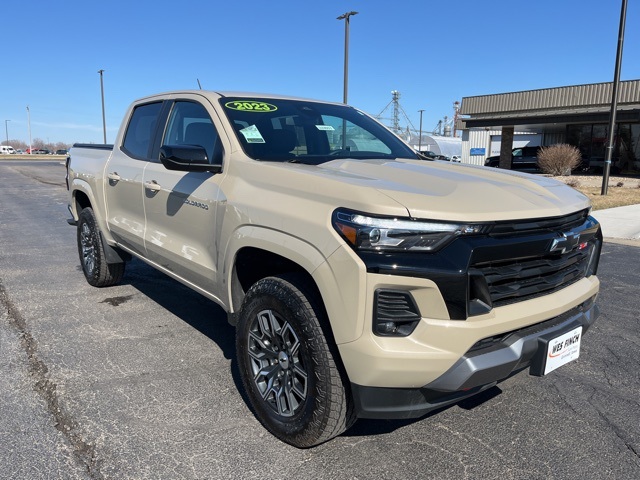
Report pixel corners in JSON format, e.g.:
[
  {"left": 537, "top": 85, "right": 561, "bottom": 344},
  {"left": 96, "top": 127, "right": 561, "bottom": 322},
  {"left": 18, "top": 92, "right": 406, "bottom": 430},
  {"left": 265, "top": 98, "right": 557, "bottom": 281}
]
[{"left": 134, "top": 90, "right": 348, "bottom": 107}]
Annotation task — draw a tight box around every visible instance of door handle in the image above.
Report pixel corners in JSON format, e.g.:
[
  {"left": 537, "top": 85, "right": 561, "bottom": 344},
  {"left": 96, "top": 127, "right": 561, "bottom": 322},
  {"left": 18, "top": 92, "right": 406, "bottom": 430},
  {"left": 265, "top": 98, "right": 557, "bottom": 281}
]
[
  {"left": 144, "top": 180, "right": 161, "bottom": 192},
  {"left": 107, "top": 172, "right": 121, "bottom": 181}
]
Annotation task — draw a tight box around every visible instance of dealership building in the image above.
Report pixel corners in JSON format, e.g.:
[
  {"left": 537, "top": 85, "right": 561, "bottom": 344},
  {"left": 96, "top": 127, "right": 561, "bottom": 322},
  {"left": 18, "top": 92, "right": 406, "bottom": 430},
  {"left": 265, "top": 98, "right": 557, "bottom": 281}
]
[{"left": 458, "top": 79, "right": 640, "bottom": 174}]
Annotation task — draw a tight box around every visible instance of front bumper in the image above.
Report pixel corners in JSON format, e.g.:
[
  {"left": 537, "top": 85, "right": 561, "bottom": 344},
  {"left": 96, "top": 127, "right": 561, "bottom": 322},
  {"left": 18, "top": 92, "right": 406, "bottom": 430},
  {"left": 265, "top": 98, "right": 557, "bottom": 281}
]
[{"left": 350, "top": 297, "right": 599, "bottom": 419}]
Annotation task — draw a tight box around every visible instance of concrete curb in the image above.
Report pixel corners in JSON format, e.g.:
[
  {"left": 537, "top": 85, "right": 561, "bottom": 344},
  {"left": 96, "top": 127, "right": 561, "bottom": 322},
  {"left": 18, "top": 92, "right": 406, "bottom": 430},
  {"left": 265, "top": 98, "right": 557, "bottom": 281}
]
[{"left": 593, "top": 203, "right": 640, "bottom": 242}]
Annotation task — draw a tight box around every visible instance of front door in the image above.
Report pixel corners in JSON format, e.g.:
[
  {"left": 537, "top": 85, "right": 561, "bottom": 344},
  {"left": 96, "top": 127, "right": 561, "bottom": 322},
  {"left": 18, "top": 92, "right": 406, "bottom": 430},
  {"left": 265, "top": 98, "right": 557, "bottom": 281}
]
[{"left": 142, "top": 99, "right": 225, "bottom": 295}]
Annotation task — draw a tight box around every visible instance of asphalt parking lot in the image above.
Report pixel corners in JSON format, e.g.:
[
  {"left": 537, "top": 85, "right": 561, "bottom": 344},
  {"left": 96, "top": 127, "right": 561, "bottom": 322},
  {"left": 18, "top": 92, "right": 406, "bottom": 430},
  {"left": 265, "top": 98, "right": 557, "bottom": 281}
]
[{"left": 1, "top": 160, "right": 639, "bottom": 480}]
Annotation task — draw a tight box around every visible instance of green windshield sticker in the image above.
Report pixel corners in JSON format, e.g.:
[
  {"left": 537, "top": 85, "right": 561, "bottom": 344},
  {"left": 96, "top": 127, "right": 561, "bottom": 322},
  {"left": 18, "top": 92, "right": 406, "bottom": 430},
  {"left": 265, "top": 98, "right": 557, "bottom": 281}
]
[
  {"left": 239, "top": 125, "right": 265, "bottom": 143},
  {"left": 225, "top": 101, "right": 277, "bottom": 112}
]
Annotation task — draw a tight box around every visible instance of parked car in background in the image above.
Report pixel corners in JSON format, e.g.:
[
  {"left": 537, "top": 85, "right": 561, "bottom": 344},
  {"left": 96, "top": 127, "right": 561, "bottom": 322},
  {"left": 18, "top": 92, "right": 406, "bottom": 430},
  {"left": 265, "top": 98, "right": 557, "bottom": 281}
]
[
  {"left": 0, "top": 145, "right": 16, "bottom": 154},
  {"left": 485, "top": 146, "right": 540, "bottom": 172},
  {"left": 450, "top": 155, "right": 461, "bottom": 162},
  {"left": 418, "top": 150, "right": 450, "bottom": 160},
  {"left": 418, "top": 150, "right": 438, "bottom": 159},
  {"left": 56, "top": 149, "right": 69, "bottom": 156},
  {"left": 587, "top": 156, "right": 623, "bottom": 174},
  {"left": 25, "top": 148, "right": 51, "bottom": 154}
]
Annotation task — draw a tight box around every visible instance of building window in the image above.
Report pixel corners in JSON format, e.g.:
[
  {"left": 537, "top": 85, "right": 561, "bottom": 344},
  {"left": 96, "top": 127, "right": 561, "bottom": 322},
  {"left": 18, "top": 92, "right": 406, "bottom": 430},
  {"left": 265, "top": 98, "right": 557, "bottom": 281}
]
[{"left": 567, "top": 123, "right": 640, "bottom": 174}]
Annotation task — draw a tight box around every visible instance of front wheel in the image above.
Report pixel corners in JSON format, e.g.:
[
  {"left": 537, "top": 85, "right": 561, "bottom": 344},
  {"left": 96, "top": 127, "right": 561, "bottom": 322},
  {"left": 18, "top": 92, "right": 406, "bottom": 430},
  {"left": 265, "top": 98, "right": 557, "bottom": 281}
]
[
  {"left": 77, "top": 207, "right": 125, "bottom": 287},
  {"left": 236, "top": 274, "right": 354, "bottom": 448}
]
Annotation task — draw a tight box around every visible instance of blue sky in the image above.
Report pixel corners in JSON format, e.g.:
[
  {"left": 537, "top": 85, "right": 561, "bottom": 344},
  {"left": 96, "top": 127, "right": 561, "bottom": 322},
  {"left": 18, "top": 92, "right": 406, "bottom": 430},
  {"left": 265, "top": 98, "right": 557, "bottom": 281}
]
[{"left": 2, "top": 0, "right": 640, "bottom": 145}]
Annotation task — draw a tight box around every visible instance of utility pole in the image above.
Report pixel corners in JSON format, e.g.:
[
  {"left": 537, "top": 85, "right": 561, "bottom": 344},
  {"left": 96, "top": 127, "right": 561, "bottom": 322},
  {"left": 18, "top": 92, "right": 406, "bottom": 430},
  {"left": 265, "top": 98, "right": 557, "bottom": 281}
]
[
  {"left": 26, "top": 106, "right": 32, "bottom": 154},
  {"left": 337, "top": 11, "right": 358, "bottom": 150},
  {"left": 98, "top": 69, "right": 107, "bottom": 144},
  {"left": 418, "top": 109, "right": 424, "bottom": 151},
  {"left": 4, "top": 120, "right": 9, "bottom": 146},
  {"left": 601, "top": 0, "right": 627, "bottom": 195}
]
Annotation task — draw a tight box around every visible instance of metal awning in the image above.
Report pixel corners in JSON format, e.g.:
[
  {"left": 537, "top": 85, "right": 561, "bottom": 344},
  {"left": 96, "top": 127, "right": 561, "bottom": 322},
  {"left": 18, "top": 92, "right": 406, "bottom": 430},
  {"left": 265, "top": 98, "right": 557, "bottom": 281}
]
[{"left": 460, "top": 80, "right": 640, "bottom": 129}]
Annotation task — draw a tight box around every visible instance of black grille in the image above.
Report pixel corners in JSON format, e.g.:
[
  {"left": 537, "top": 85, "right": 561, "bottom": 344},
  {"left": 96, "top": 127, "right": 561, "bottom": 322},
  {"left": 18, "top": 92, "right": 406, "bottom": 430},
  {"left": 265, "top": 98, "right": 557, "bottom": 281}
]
[
  {"left": 472, "top": 246, "right": 591, "bottom": 307},
  {"left": 490, "top": 209, "right": 589, "bottom": 236},
  {"left": 375, "top": 290, "right": 421, "bottom": 321}
]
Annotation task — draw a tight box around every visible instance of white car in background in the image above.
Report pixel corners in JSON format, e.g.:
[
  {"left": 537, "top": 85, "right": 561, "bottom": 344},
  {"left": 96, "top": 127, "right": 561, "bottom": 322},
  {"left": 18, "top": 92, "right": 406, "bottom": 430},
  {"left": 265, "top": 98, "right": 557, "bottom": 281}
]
[{"left": 0, "top": 146, "right": 16, "bottom": 154}]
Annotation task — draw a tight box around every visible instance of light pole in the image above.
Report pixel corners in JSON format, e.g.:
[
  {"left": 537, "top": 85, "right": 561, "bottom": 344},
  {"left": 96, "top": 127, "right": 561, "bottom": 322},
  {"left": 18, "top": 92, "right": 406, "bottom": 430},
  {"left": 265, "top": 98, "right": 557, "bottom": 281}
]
[
  {"left": 601, "top": 0, "right": 627, "bottom": 196},
  {"left": 26, "top": 106, "right": 32, "bottom": 154},
  {"left": 98, "top": 69, "right": 107, "bottom": 144},
  {"left": 4, "top": 120, "right": 9, "bottom": 146},
  {"left": 418, "top": 110, "right": 424, "bottom": 151},
  {"left": 337, "top": 11, "right": 358, "bottom": 104}
]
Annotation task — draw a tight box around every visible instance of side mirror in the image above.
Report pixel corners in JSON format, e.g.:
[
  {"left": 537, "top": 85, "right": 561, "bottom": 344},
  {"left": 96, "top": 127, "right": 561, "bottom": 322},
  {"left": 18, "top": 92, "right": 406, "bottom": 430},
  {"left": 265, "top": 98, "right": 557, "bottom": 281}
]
[{"left": 159, "top": 145, "right": 222, "bottom": 173}]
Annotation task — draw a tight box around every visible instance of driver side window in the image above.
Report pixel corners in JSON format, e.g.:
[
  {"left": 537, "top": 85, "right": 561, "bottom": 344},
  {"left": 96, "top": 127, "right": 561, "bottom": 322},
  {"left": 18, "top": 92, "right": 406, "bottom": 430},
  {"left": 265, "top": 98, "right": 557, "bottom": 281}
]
[{"left": 163, "top": 101, "right": 220, "bottom": 163}]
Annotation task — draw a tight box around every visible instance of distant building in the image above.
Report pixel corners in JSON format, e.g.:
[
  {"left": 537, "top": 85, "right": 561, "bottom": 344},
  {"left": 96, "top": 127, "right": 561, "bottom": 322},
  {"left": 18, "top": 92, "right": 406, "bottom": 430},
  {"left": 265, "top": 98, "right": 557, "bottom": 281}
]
[
  {"left": 458, "top": 79, "right": 640, "bottom": 174},
  {"left": 411, "top": 134, "right": 461, "bottom": 158}
]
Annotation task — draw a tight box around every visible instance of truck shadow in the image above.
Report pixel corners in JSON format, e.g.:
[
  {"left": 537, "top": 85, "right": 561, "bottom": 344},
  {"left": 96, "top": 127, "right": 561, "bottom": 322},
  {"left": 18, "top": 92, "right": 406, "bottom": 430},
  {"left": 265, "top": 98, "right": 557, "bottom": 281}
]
[
  {"left": 114, "top": 258, "right": 260, "bottom": 410},
  {"left": 120, "top": 258, "right": 236, "bottom": 360}
]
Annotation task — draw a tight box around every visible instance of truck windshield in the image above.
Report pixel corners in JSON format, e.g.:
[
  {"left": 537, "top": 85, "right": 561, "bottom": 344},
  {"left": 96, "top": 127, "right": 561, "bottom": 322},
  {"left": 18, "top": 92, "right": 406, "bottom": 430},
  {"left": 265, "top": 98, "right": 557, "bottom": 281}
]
[{"left": 220, "top": 97, "right": 419, "bottom": 164}]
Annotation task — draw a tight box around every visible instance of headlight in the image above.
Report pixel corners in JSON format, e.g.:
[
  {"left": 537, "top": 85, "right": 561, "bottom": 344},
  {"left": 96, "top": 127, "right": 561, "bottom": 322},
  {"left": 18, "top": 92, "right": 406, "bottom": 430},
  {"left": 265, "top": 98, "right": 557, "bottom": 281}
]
[{"left": 332, "top": 208, "right": 489, "bottom": 252}]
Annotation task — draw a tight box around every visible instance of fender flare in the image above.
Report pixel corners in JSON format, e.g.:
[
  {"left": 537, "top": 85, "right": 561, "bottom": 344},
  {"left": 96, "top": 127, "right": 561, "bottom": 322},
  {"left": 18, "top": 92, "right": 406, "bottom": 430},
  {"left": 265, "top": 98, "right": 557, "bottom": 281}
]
[
  {"left": 223, "top": 226, "right": 367, "bottom": 344},
  {"left": 224, "top": 225, "right": 328, "bottom": 289},
  {"left": 70, "top": 178, "right": 115, "bottom": 246}
]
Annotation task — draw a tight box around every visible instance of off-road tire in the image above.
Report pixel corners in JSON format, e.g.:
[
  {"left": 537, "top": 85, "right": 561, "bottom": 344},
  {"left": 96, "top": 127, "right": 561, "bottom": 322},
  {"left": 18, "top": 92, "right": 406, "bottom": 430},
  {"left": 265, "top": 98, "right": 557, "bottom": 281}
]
[
  {"left": 77, "top": 207, "right": 125, "bottom": 287},
  {"left": 236, "top": 274, "right": 355, "bottom": 448}
]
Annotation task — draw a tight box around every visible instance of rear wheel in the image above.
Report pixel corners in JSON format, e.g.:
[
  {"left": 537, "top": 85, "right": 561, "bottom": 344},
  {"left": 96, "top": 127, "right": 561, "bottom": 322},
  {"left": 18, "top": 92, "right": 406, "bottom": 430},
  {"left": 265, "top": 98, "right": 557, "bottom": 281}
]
[
  {"left": 77, "top": 207, "right": 125, "bottom": 287},
  {"left": 236, "top": 274, "right": 354, "bottom": 448}
]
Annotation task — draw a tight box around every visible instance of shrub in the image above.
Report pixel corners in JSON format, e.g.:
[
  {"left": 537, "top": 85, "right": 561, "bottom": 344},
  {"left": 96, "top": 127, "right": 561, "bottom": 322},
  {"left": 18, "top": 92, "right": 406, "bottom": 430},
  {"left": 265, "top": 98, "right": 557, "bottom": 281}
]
[
  {"left": 616, "top": 181, "right": 624, "bottom": 187},
  {"left": 537, "top": 144, "right": 582, "bottom": 176},
  {"left": 566, "top": 179, "right": 581, "bottom": 188}
]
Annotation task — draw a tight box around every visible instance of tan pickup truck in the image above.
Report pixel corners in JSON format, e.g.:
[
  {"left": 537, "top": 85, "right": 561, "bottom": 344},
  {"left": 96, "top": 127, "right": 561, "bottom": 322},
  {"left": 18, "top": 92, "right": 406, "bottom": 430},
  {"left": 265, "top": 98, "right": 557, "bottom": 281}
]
[{"left": 66, "top": 90, "right": 602, "bottom": 447}]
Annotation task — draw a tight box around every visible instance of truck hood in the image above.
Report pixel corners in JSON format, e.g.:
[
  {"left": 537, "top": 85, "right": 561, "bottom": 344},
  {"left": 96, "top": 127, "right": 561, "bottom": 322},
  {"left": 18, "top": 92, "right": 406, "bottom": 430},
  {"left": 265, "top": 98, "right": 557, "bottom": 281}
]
[{"left": 313, "top": 159, "right": 591, "bottom": 222}]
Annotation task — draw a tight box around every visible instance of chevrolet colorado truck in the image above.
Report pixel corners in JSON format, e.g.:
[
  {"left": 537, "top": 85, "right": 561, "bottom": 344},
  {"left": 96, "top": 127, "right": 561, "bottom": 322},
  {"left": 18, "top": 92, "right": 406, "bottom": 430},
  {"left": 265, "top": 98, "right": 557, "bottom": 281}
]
[{"left": 66, "top": 90, "right": 602, "bottom": 448}]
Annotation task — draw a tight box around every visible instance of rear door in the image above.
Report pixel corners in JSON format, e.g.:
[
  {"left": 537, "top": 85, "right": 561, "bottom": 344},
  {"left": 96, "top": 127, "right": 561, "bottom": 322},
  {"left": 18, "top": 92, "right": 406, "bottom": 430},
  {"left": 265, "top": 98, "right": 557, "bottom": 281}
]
[
  {"left": 104, "top": 101, "right": 164, "bottom": 256},
  {"left": 142, "top": 97, "right": 226, "bottom": 294}
]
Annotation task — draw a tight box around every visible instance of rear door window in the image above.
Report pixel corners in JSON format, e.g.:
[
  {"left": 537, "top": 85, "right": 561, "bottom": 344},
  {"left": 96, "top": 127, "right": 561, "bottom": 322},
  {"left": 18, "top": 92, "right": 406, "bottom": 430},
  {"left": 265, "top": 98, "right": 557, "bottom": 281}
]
[{"left": 122, "top": 102, "right": 163, "bottom": 160}]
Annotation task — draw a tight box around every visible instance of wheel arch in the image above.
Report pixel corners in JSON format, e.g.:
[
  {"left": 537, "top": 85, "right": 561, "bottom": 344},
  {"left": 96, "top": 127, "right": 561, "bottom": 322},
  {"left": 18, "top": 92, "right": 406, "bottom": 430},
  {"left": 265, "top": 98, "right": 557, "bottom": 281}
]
[
  {"left": 225, "top": 226, "right": 366, "bottom": 345},
  {"left": 70, "top": 179, "right": 110, "bottom": 241},
  {"left": 73, "top": 188, "right": 92, "bottom": 217},
  {"left": 72, "top": 182, "right": 130, "bottom": 264},
  {"left": 225, "top": 226, "right": 329, "bottom": 323}
]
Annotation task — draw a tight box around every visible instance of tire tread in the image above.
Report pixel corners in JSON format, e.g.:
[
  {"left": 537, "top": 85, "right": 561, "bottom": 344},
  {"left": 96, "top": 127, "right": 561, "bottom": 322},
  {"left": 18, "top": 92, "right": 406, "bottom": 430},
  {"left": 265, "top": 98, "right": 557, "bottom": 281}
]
[{"left": 77, "top": 207, "right": 125, "bottom": 287}]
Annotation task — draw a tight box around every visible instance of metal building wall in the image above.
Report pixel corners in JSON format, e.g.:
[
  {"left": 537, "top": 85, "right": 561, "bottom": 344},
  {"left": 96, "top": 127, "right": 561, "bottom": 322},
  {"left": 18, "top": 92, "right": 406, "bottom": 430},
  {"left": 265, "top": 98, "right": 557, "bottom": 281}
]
[
  {"left": 461, "top": 80, "right": 640, "bottom": 116},
  {"left": 461, "top": 129, "right": 500, "bottom": 165},
  {"left": 542, "top": 132, "right": 565, "bottom": 146},
  {"left": 461, "top": 129, "right": 564, "bottom": 165}
]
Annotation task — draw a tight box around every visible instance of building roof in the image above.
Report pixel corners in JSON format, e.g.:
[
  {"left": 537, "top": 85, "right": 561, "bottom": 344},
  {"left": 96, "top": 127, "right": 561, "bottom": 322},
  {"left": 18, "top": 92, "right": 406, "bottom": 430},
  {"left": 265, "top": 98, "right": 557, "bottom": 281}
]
[{"left": 459, "top": 79, "right": 640, "bottom": 130}]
